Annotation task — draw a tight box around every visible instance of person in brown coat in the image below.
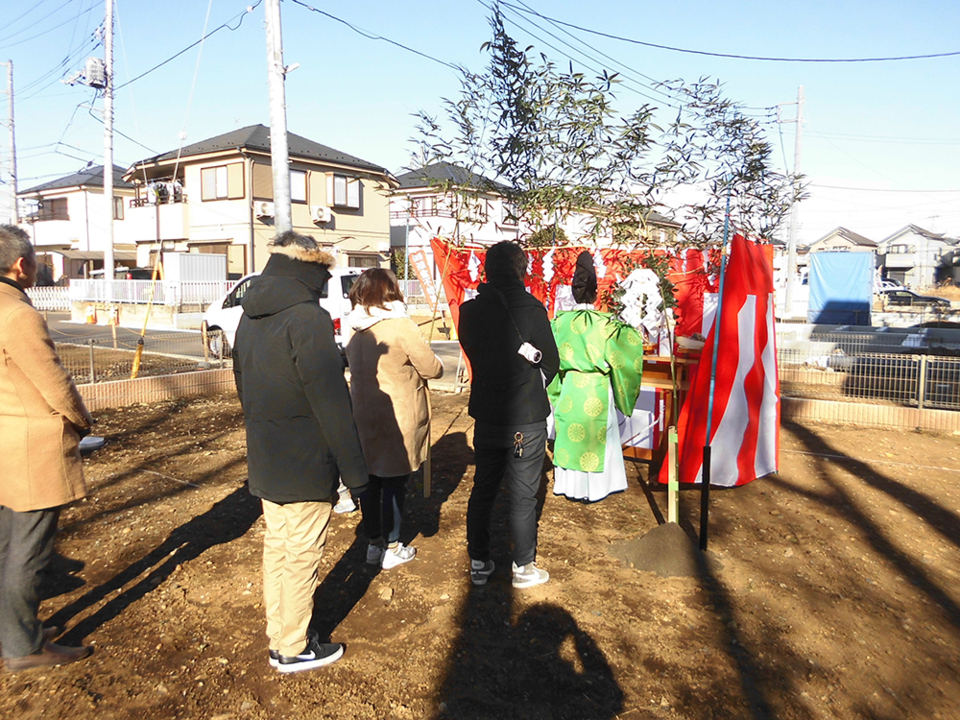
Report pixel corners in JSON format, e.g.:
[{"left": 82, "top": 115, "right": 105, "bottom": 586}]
[
  {"left": 0, "top": 224, "right": 94, "bottom": 672},
  {"left": 344, "top": 269, "right": 443, "bottom": 570}
]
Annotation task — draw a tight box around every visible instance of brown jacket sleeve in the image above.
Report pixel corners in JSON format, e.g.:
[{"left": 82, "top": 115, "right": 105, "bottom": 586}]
[
  {"left": 398, "top": 318, "right": 443, "bottom": 381},
  {"left": 5, "top": 304, "right": 93, "bottom": 429}
]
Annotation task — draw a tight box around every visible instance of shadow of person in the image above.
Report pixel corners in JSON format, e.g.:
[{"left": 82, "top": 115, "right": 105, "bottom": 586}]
[
  {"left": 308, "top": 528, "right": 374, "bottom": 642},
  {"left": 403, "top": 430, "right": 470, "bottom": 541},
  {"left": 431, "top": 451, "right": 622, "bottom": 720},
  {"left": 435, "top": 586, "right": 624, "bottom": 719},
  {"left": 39, "top": 552, "right": 86, "bottom": 600},
  {"left": 48, "top": 484, "right": 262, "bottom": 644}
]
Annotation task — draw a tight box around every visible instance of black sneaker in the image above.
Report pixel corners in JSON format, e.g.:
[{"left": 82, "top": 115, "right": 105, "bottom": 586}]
[
  {"left": 269, "top": 649, "right": 280, "bottom": 668},
  {"left": 470, "top": 559, "right": 495, "bottom": 586},
  {"left": 277, "top": 636, "right": 344, "bottom": 674}
]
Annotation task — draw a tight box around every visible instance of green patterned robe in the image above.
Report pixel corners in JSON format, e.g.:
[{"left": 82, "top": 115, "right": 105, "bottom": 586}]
[{"left": 547, "top": 310, "right": 644, "bottom": 473}]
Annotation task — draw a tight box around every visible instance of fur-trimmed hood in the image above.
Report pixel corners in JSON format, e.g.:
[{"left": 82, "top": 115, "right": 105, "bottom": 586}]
[{"left": 268, "top": 242, "right": 336, "bottom": 267}]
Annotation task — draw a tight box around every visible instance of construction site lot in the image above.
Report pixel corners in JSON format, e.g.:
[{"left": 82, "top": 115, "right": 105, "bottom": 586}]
[{"left": 3, "top": 391, "right": 959, "bottom": 720}]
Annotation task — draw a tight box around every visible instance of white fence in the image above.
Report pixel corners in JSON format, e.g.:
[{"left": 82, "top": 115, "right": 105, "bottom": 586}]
[
  {"left": 69, "top": 279, "right": 233, "bottom": 309},
  {"left": 26, "top": 286, "right": 72, "bottom": 311}
]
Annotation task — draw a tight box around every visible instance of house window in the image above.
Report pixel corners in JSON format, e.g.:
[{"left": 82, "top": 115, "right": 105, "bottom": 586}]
[
  {"left": 502, "top": 201, "right": 519, "bottom": 227},
  {"left": 413, "top": 196, "right": 435, "bottom": 216},
  {"left": 889, "top": 244, "right": 911, "bottom": 254},
  {"left": 37, "top": 197, "right": 68, "bottom": 222},
  {"left": 113, "top": 196, "right": 124, "bottom": 221},
  {"left": 200, "top": 163, "right": 244, "bottom": 201},
  {"left": 348, "top": 254, "right": 380, "bottom": 268},
  {"left": 455, "top": 197, "right": 487, "bottom": 223},
  {"left": 329, "top": 174, "right": 360, "bottom": 209},
  {"left": 291, "top": 170, "right": 307, "bottom": 203}
]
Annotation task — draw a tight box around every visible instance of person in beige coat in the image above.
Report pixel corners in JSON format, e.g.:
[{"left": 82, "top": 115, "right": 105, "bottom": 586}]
[
  {"left": 344, "top": 269, "right": 443, "bottom": 570},
  {"left": 0, "top": 225, "right": 93, "bottom": 672}
]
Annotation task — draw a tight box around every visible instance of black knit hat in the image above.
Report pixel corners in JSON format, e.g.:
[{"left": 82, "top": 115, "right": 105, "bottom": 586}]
[{"left": 571, "top": 251, "right": 597, "bottom": 304}]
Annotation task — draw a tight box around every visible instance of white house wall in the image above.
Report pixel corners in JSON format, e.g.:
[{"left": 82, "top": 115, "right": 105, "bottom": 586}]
[{"left": 29, "top": 188, "right": 137, "bottom": 252}]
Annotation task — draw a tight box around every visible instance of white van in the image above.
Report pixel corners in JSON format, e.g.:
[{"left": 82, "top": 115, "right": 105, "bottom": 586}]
[{"left": 202, "top": 267, "right": 363, "bottom": 355}]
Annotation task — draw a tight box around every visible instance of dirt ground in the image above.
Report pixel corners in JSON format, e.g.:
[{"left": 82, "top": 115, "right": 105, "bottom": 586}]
[{"left": 2, "top": 390, "right": 960, "bottom": 720}]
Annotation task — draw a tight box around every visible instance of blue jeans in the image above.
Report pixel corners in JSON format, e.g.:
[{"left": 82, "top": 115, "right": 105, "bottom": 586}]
[
  {"left": 359, "top": 474, "right": 409, "bottom": 545},
  {"left": 467, "top": 422, "right": 546, "bottom": 567}
]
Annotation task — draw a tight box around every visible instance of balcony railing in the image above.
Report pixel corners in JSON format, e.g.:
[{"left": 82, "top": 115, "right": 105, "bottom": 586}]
[
  {"left": 390, "top": 207, "right": 458, "bottom": 220},
  {"left": 130, "top": 194, "right": 188, "bottom": 208}
]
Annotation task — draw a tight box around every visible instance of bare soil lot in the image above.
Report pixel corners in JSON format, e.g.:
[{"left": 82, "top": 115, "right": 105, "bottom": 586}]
[{"left": 3, "top": 391, "right": 960, "bottom": 719}]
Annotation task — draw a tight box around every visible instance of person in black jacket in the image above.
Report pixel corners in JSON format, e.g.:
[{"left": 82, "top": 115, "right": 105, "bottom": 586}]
[
  {"left": 458, "top": 241, "right": 560, "bottom": 589},
  {"left": 233, "top": 231, "right": 368, "bottom": 674}
]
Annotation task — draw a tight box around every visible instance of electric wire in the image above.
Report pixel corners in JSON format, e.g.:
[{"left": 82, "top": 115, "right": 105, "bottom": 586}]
[
  {"left": 287, "top": 0, "right": 460, "bottom": 71},
  {"left": 168, "top": 0, "right": 217, "bottom": 189},
  {"left": 5, "top": 0, "right": 57, "bottom": 29},
  {"left": 0, "top": 0, "right": 78, "bottom": 44},
  {"left": 0, "top": 0, "right": 98, "bottom": 48},
  {"left": 807, "top": 131, "right": 960, "bottom": 146},
  {"left": 500, "top": 2, "right": 960, "bottom": 63},
  {"left": 113, "top": 1, "right": 262, "bottom": 92},
  {"left": 498, "top": 0, "right": 687, "bottom": 108},
  {"left": 810, "top": 184, "right": 960, "bottom": 193}
]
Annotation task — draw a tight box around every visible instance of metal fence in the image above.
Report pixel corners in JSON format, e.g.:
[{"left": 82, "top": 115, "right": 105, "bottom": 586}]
[
  {"left": 55, "top": 327, "right": 231, "bottom": 385},
  {"left": 777, "top": 330, "right": 960, "bottom": 411},
  {"left": 26, "top": 286, "right": 71, "bottom": 311},
  {"left": 69, "top": 279, "right": 233, "bottom": 310}
]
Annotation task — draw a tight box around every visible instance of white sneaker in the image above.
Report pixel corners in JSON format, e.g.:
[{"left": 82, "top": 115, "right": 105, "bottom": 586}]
[
  {"left": 381, "top": 543, "right": 416, "bottom": 570},
  {"left": 512, "top": 561, "right": 549, "bottom": 589},
  {"left": 366, "top": 542, "right": 385, "bottom": 565},
  {"left": 334, "top": 496, "right": 357, "bottom": 514}
]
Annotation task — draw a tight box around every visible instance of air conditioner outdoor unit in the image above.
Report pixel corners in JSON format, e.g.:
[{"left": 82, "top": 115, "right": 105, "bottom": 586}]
[
  {"left": 255, "top": 201, "right": 275, "bottom": 218},
  {"left": 311, "top": 205, "right": 332, "bottom": 223}
]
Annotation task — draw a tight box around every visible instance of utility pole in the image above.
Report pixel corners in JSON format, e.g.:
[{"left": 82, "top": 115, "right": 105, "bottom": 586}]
[
  {"left": 0, "top": 60, "right": 16, "bottom": 225},
  {"left": 102, "top": 0, "right": 115, "bottom": 280},
  {"left": 264, "top": 0, "right": 292, "bottom": 234},
  {"left": 778, "top": 86, "right": 803, "bottom": 317}
]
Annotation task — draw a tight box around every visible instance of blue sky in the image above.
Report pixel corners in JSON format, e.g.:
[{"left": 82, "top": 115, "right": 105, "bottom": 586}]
[{"left": 3, "top": 0, "right": 959, "bottom": 246}]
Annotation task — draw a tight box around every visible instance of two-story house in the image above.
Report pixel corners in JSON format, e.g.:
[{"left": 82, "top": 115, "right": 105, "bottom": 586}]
[
  {"left": 17, "top": 164, "right": 138, "bottom": 281},
  {"left": 390, "top": 162, "right": 681, "bottom": 285},
  {"left": 124, "top": 125, "right": 397, "bottom": 278},
  {"left": 876, "top": 225, "right": 959, "bottom": 289},
  {"left": 807, "top": 227, "right": 878, "bottom": 255}
]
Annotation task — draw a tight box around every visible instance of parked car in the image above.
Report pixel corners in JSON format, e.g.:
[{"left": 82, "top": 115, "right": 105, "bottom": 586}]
[
  {"left": 877, "top": 278, "right": 904, "bottom": 291},
  {"left": 202, "top": 266, "right": 363, "bottom": 355},
  {"left": 880, "top": 288, "right": 951, "bottom": 309}
]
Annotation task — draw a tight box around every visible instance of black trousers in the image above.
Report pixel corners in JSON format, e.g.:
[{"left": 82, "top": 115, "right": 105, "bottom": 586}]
[
  {"left": 359, "top": 474, "right": 410, "bottom": 545},
  {"left": 0, "top": 506, "right": 60, "bottom": 659},
  {"left": 467, "top": 422, "right": 546, "bottom": 567}
]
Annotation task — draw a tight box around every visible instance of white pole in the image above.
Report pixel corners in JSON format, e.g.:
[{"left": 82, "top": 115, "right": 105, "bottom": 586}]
[
  {"left": 264, "top": 0, "right": 291, "bottom": 234},
  {"left": 5, "top": 61, "right": 17, "bottom": 225},
  {"left": 103, "top": 0, "right": 115, "bottom": 280},
  {"left": 784, "top": 86, "right": 803, "bottom": 317}
]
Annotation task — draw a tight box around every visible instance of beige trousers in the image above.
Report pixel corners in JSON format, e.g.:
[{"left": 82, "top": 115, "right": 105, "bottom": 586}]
[{"left": 261, "top": 499, "right": 333, "bottom": 657}]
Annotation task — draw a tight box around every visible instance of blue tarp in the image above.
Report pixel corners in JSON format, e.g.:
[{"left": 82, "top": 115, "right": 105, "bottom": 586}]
[{"left": 807, "top": 252, "right": 874, "bottom": 325}]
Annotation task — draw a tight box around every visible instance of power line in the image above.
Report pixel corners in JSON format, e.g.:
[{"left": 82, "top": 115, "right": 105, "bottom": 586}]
[
  {"left": 113, "top": 1, "right": 262, "bottom": 92},
  {"left": 0, "top": 0, "right": 97, "bottom": 48},
  {"left": 501, "top": 2, "right": 960, "bottom": 63},
  {"left": 287, "top": 0, "right": 460, "bottom": 71},
  {"left": 807, "top": 131, "right": 960, "bottom": 146},
  {"left": 499, "top": 0, "right": 687, "bottom": 109},
  {"left": 810, "top": 183, "right": 960, "bottom": 193}
]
